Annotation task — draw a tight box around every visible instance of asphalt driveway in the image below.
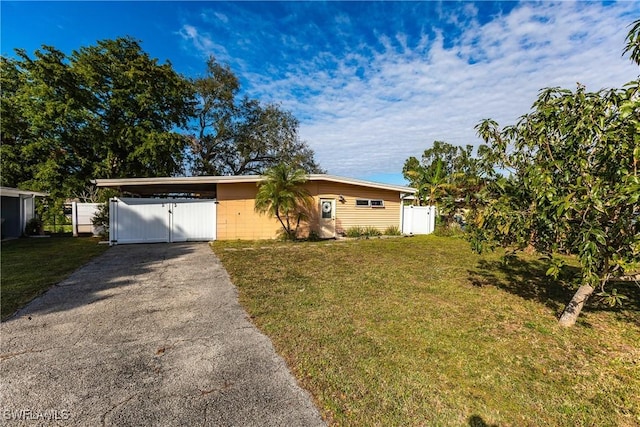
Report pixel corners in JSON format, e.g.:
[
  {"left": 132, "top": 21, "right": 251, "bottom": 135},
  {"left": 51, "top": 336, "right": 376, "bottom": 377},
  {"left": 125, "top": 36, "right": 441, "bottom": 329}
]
[{"left": 0, "top": 243, "right": 325, "bottom": 426}]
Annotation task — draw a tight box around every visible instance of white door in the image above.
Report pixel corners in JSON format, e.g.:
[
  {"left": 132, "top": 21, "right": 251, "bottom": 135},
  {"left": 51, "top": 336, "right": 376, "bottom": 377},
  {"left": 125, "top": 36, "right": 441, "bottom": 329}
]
[
  {"left": 110, "top": 198, "right": 217, "bottom": 244},
  {"left": 318, "top": 199, "right": 336, "bottom": 238}
]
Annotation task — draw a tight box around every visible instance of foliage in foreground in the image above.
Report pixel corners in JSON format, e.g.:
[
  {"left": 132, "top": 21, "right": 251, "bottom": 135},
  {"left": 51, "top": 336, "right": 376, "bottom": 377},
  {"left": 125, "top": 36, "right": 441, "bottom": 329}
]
[
  {"left": 211, "top": 236, "right": 640, "bottom": 426},
  {"left": 468, "top": 20, "right": 640, "bottom": 326},
  {"left": 1, "top": 237, "right": 107, "bottom": 320}
]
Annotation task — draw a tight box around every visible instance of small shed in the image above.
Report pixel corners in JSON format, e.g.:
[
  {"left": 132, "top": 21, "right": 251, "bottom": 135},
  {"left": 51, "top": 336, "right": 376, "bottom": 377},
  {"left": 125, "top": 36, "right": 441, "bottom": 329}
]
[{"left": 0, "top": 187, "right": 48, "bottom": 238}]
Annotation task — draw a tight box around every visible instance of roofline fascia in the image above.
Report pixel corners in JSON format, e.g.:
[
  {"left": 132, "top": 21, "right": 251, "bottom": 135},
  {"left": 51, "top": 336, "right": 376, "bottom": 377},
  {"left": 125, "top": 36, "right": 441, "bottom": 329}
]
[
  {"left": 93, "top": 174, "right": 417, "bottom": 194},
  {"left": 0, "top": 187, "right": 49, "bottom": 198}
]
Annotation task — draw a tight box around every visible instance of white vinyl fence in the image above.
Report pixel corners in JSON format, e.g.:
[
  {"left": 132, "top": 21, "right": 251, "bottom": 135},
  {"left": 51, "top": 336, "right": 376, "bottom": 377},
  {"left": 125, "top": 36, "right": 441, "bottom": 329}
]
[
  {"left": 402, "top": 205, "right": 436, "bottom": 235},
  {"left": 71, "top": 202, "right": 102, "bottom": 236},
  {"left": 109, "top": 198, "right": 217, "bottom": 244}
]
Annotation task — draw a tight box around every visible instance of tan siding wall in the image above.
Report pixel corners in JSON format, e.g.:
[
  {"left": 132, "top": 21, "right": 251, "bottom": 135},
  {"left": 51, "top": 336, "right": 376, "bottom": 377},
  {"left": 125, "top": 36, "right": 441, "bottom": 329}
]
[
  {"left": 216, "top": 183, "right": 282, "bottom": 240},
  {"left": 216, "top": 180, "right": 403, "bottom": 240},
  {"left": 305, "top": 182, "right": 402, "bottom": 235}
]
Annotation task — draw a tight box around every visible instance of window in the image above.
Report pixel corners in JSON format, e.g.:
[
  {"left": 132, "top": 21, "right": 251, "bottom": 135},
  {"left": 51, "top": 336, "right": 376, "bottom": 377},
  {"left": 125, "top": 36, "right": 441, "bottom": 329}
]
[
  {"left": 355, "top": 199, "right": 385, "bottom": 208},
  {"left": 321, "top": 200, "right": 333, "bottom": 218}
]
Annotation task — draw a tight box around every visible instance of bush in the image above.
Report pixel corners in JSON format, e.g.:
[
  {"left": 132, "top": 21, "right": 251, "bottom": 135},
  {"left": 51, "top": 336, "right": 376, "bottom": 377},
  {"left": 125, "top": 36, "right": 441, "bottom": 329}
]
[
  {"left": 345, "top": 226, "right": 364, "bottom": 238},
  {"left": 91, "top": 203, "right": 110, "bottom": 239},
  {"left": 346, "top": 226, "right": 383, "bottom": 238},
  {"left": 433, "top": 222, "right": 465, "bottom": 237},
  {"left": 24, "top": 217, "right": 43, "bottom": 236},
  {"left": 363, "top": 226, "right": 382, "bottom": 237},
  {"left": 307, "top": 230, "right": 321, "bottom": 242},
  {"left": 384, "top": 225, "right": 402, "bottom": 236}
]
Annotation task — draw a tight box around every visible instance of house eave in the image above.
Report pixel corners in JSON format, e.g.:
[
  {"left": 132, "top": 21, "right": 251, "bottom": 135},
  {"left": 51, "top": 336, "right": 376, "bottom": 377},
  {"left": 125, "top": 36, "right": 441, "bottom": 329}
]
[
  {"left": 93, "top": 174, "right": 417, "bottom": 196},
  {"left": 0, "top": 187, "right": 49, "bottom": 198},
  {"left": 306, "top": 174, "right": 417, "bottom": 194}
]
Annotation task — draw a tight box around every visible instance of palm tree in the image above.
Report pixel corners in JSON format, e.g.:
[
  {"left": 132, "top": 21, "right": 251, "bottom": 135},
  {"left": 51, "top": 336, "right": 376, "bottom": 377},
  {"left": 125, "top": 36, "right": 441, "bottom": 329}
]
[
  {"left": 405, "top": 159, "right": 453, "bottom": 206},
  {"left": 423, "top": 159, "right": 455, "bottom": 204},
  {"left": 254, "top": 163, "right": 313, "bottom": 240}
]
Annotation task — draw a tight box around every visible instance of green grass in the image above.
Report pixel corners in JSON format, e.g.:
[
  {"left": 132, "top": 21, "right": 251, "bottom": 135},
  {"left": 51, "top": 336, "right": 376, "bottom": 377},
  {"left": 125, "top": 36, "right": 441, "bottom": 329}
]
[
  {"left": 211, "top": 236, "right": 640, "bottom": 426},
  {"left": 1, "top": 236, "right": 108, "bottom": 320}
]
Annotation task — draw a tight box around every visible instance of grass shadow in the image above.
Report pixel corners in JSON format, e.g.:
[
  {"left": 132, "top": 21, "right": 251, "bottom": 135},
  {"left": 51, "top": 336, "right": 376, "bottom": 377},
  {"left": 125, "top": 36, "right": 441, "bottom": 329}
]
[
  {"left": 468, "top": 415, "right": 498, "bottom": 427},
  {"left": 596, "top": 278, "right": 640, "bottom": 325},
  {"left": 468, "top": 257, "right": 640, "bottom": 324}
]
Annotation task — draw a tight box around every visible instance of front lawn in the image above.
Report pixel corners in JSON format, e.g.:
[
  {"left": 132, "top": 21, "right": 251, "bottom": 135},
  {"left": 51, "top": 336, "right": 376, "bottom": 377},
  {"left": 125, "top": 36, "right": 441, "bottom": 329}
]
[
  {"left": 211, "top": 236, "right": 640, "bottom": 426},
  {"left": 1, "top": 236, "right": 108, "bottom": 320}
]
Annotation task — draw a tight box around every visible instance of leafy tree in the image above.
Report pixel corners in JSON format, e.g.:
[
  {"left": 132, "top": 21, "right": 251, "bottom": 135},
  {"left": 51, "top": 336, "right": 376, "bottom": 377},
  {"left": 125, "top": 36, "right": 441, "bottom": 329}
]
[
  {"left": 189, "top": 57, "right": 323, "bottom": 175},
  {"left": 254, "top": 163, "right": 314, "bottom": 240},
  {"left": 402, "top": 141, "right": 485, "bottom": 223},
  {"left": 623, "top": 19, "right": 640, "bottom": 64},
  {"left": 0, "top": 56, "right": 30, "bottom": 188},
  {"left": 71, "top": 37, "right": 194, "bottom": 179},
  {"left": 1, "top": 37, "right": 193, "bottom": 201},
  {"left": 468, "top": 21, "right": 640, "bottom": 326},
  {"left": 189, "top": 57, "right": 239, "bottom": 176},
  {"left": 1, "top": 47, "right": 86, "bottom": 197}
]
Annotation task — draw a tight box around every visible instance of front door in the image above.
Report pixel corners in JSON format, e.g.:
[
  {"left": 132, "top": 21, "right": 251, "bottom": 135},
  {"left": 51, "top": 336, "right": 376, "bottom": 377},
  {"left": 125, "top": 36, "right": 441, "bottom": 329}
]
[{"left": 319, "top": 199, "right": 336, "bottom": 238}]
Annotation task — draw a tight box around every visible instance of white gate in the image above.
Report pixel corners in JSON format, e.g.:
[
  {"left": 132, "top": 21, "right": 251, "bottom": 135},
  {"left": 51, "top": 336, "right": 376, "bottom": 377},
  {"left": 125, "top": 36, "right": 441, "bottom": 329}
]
[
  {"left": 402, "top": 205, "right": 436, "bottom": 235},
  {"left": 171, "top": 199, "right": 217, "bottom": 242},
  {"left": 109, "top": 198, "right": 217, "bottom": 244},
  {"left": 71, "top": 202, "right": 102, "bottom": 236}
]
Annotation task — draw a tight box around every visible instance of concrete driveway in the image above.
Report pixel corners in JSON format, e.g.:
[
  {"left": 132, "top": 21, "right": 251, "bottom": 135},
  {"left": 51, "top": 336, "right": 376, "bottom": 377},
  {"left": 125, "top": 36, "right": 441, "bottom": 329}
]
[{"left": 0, "top": 243, "right": 325, "bottom": 426}]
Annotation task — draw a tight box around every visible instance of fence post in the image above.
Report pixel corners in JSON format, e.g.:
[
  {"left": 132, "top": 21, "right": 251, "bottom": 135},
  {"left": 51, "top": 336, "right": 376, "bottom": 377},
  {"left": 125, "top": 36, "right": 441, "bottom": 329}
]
[
  {"left": 429, "top": 206, "right": 436, "bottom": 234},
  {"left": 72, "top": 202, "right": 78, "bottom": 237}
]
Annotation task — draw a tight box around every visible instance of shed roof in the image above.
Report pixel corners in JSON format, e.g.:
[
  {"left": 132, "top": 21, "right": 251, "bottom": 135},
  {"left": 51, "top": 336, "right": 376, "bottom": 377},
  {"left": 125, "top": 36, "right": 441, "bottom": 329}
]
[
  {"left": 93, "top": 174, "right": 416, "bottom": 197},
  {"left": 0, "top": 186, "right": 48, "bottom": 198}
]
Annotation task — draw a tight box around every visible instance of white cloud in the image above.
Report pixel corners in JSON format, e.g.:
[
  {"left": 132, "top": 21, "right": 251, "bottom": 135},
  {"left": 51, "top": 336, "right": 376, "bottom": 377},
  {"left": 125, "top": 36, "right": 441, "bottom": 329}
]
[
  {"left": 335, "top": 12, "right": 350, "bottom": 26},
  {"left": 178, "top": 2, "right": 639, "bottom": 182},
  {"left": 214, "top": 12, "right": 229, "bottom": 24},
  {"left": 246, "top": 2, "right": 639, "bottom": 180},
  {"left": 177, "top": 24, "right": 230, "bottom": 63}
]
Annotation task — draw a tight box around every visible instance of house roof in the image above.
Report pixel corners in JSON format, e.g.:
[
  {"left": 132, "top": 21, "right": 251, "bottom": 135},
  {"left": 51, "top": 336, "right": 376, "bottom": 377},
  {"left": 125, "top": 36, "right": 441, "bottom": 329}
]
[
  {"left": 0, "top": 186, "right": 48, "bottom": 198},
  {"left": 93, "top": 174, "right": 416, "bottom": 196}
]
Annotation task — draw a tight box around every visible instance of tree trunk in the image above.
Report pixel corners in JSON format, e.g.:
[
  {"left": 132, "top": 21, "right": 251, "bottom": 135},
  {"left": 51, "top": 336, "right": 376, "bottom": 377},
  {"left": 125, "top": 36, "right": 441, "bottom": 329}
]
[{"left": 558, "top": 284, "right": 594, "bottom": 327}]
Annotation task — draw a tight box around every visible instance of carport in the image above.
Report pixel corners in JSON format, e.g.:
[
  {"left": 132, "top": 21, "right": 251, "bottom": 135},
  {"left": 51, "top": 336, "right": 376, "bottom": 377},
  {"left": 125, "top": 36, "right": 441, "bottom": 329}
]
[{"left": 94, "top": 176, "right": 224, "bottom": 245}]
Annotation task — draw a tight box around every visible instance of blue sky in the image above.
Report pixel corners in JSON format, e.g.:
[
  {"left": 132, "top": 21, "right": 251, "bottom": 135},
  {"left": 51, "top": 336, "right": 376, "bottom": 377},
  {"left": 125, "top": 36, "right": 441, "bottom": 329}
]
[{"left": 2, "top": 1, "right": 639, "bottom": 185}]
